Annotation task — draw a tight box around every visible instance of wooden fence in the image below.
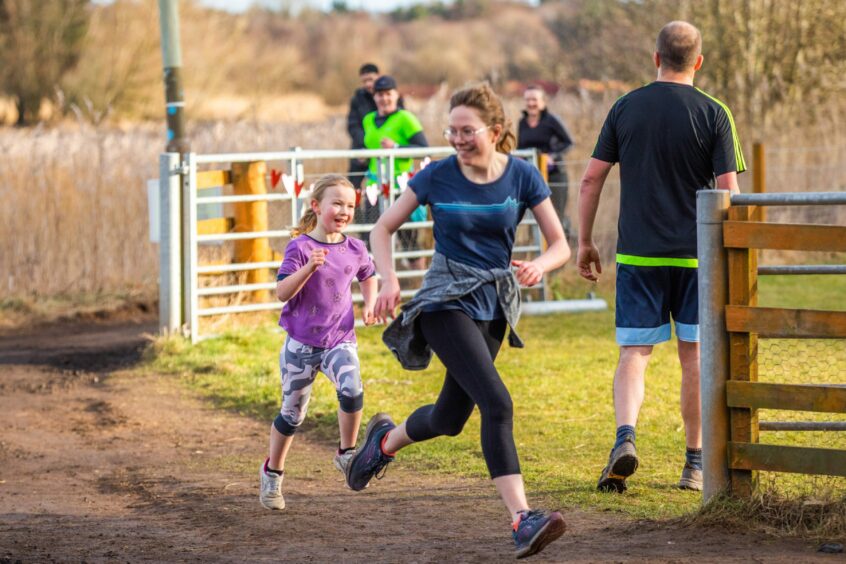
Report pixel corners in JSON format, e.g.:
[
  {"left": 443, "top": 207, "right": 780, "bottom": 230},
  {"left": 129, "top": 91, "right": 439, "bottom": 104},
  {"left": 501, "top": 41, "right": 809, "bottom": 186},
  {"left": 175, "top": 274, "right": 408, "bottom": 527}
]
[
  {"left": 698, "top": 187, "right": 846, "bottom": 501},
  {"left": 723, "top": 203, "right": 846, "bottom": 496}
]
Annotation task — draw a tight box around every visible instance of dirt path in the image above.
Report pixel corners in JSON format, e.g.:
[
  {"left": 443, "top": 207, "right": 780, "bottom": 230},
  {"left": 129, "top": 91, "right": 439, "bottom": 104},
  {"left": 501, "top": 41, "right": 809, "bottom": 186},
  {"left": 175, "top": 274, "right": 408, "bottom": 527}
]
[{"left": 0, "top": 318, "right": 836, "bottom": 563}]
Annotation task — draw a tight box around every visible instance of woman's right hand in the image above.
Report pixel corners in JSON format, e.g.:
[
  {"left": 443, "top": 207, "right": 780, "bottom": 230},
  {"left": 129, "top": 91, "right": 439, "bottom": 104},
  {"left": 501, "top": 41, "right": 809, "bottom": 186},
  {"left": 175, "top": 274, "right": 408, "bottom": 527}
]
[{"left": 374, "top": 272, "right": 401, "bottom": 323}]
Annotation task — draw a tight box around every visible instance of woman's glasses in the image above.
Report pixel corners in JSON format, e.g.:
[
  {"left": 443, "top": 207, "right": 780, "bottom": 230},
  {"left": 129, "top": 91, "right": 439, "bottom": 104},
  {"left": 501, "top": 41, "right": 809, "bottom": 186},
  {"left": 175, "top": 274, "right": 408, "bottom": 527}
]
[{"left": 442, "top": 125, "right": 490, "bottom": 141}]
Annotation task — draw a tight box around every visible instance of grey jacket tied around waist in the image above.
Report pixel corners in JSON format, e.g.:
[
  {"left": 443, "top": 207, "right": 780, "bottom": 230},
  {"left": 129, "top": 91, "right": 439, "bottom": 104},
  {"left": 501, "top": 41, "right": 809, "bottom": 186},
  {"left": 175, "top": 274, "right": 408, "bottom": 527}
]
[{"left": 382, "top": 252, "right": 525, "bottom": 371}]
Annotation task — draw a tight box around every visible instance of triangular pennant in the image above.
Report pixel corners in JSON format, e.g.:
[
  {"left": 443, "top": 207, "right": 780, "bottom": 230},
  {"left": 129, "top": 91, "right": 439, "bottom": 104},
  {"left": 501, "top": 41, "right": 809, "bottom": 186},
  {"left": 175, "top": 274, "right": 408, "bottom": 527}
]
[
  {"left": 419, "top": 157, "right": 431, "bottom": 170},
  {"left": 382, "top": 183, "right": 390, "bottom": 198},
  {"left": 294, "top": 181, "right": 304, "bottom": 197},
  {"left": 365, "top": 183, "right": 380, "bottom": 206},
  {"left": 270, "top": 169, "right": 282, "bottom": 189},
  {"left": 281, "top": 173, "right": 295, "bottom": 196},
  {"left": 396, "top": 172, "right": 410, "bottom": 192}
]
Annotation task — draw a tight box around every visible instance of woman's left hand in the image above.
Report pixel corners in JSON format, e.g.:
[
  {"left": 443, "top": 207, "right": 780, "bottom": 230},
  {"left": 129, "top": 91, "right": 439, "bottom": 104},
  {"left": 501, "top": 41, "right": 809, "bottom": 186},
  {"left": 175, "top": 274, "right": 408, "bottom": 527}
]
[{"left": 511, "top": 259, "right": 544, "bottom": 287}]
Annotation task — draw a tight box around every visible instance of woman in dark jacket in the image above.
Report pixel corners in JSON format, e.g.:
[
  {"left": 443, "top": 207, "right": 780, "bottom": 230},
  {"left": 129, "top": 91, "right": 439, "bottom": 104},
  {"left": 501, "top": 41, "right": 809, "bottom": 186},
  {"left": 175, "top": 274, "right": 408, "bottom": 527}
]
[{"left": 517, "top": 85, "right": 574, "bottom": 235}]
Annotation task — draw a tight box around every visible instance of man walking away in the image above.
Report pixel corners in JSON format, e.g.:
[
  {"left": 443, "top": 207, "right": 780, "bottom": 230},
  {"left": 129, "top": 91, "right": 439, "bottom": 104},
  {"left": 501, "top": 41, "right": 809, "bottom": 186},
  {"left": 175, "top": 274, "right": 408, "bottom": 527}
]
[{"left": 577, "top": 20, "right": 745, "bottom": 494}]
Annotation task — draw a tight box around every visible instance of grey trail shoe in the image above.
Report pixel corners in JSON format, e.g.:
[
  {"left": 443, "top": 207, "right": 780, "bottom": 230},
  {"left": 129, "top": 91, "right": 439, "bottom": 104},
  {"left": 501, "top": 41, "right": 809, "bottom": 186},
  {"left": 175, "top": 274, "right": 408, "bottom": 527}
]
[
  {"left": 677, "top": 464, "right": 703, "bottom": 491},
  {"left": 333, "top": 448, "right": 356, "bottom": 474},
  {"left": 597, "top": 435, "right": 639, "bottom": 493},
  {"left": 259, "top": 459, "right": 285, "bottom": 510}
]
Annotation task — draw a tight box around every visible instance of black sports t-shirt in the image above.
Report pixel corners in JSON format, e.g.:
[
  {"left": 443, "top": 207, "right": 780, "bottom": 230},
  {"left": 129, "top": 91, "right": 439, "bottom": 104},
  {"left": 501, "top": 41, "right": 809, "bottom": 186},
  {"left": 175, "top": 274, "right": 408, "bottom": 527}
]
[{"left": 592, "top": 82, "right": 746, "bottom": 260}]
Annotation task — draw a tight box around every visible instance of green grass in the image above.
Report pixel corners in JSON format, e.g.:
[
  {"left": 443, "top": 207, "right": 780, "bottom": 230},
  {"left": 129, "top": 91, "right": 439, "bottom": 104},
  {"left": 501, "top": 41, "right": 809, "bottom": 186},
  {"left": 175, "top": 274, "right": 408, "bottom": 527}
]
[{"left": 144, "top": 274, "right": 846, "bottom": 521}]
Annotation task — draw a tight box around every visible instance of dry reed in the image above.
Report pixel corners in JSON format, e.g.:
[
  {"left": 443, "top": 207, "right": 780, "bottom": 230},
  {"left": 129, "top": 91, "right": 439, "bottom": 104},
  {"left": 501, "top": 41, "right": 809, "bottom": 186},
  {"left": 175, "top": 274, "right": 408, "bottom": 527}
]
[{"left": 1, "top": 92, "right": 844, "bottom": 302}]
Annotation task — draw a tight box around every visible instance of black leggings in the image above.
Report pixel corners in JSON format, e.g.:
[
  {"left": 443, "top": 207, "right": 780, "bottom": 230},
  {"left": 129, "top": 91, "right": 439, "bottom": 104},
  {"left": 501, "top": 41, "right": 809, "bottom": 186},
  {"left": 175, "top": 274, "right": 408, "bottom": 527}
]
[{"left": 405, "top": 310, "right": 520, "bottom": 478}]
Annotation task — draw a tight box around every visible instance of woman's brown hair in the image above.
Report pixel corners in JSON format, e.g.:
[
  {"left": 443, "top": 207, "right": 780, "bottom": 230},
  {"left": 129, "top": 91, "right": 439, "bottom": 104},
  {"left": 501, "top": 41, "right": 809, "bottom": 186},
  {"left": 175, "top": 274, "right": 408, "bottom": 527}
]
[
  {"left": 290, "top": 174, "right": 355, "bottom": 238},
  {"left": 449, "top": 82, "right": 516, "bottom": 154}
]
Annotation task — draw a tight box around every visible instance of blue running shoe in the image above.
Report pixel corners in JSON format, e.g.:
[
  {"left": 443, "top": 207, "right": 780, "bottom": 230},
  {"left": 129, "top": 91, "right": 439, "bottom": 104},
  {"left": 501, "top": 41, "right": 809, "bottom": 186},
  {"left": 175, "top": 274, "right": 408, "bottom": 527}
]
[
  {"left": 345, "top": 413, "right": 396, "bottom": 491},
  {"left": 513, "top": 509, "right": 566, "bottom": 559}
]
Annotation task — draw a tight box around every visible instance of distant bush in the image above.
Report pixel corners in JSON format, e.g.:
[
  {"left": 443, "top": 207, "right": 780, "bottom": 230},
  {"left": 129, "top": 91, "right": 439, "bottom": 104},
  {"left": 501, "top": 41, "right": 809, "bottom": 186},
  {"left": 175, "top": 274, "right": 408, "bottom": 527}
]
[{"left": 1, "top": 0, "right": 843, "bottom": 132}]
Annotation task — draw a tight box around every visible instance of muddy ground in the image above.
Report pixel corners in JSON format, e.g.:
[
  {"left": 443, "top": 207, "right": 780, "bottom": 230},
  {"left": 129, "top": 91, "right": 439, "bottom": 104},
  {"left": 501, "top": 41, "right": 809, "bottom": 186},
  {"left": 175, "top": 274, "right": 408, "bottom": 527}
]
[{"left": 0, "top": 315, "right": 839, "bottom": 562}]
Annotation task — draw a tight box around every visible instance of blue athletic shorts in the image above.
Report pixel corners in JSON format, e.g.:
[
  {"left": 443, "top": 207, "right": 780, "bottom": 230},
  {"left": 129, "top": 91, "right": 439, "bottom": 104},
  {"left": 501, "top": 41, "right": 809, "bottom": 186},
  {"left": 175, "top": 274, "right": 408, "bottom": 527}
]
[{"left": 615, "top": 263, "right": 699, "bottom": 345}]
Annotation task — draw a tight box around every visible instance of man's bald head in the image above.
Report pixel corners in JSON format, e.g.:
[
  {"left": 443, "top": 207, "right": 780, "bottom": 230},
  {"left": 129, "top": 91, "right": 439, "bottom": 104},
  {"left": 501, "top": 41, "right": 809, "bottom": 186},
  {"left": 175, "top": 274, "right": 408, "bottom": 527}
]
[{"left": 656, "top": 21, "right": 702, "bottom": 72}]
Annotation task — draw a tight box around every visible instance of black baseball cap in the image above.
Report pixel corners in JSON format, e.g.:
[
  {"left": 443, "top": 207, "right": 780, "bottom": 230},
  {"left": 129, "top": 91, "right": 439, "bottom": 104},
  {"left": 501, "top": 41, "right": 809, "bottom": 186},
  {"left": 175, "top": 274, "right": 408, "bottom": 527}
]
[
  {"left": 359, "top": 63, "right": 379, "bottom": 75},
  {"left": 373, "top": 75, "right": 398, "bottom": 92}
]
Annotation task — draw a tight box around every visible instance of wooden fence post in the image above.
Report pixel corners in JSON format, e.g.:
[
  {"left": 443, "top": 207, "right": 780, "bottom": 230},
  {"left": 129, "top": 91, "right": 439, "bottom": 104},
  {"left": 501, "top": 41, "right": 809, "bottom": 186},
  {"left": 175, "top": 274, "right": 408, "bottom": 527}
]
[
  {"left": 537, "top": 153, "right": 549, "bottom": 184},
  {"left": 232, "top": 161, "right": 272, "bottom": 302},
  {"left": 726, "top": 204, "right": 760, "bottom": 496}
]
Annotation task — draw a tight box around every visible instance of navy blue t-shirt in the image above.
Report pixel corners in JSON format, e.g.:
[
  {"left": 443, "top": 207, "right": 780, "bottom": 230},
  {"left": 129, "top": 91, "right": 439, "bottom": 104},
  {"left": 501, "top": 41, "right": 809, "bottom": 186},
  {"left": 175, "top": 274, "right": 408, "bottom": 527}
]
[{"left": 409, "top": 155, "right": 551, "bottom": 320}]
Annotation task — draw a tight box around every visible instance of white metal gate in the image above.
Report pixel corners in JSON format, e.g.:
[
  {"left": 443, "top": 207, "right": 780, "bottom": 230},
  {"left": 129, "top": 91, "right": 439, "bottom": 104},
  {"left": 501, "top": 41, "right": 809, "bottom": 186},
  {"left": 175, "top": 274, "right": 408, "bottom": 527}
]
[{"left": 159, "top": 147, "right": 606, "bottom": 342}]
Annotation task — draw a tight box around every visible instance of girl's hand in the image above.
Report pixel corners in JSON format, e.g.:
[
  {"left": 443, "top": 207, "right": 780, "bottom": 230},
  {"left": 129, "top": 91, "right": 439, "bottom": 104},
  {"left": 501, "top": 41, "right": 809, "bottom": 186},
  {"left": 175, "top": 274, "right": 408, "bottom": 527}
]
[
  {"left": 362, "top": 306, "right": 376, "bottom": 326},
  {"left": 374, "top": 272, "right": 401, "bottom": 323},
  {"left": 511, "top": 259, "right": 544, "bottom": 287},
  {"left": 306, "top": 248, "right": 328, "bottom": 272}
]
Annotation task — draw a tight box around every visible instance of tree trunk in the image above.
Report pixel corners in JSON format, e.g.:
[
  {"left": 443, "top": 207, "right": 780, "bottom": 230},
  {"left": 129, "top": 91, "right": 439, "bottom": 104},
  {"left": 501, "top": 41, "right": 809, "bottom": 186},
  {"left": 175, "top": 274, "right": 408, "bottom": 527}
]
[{"left": 15, "top": 97, "right": 27, "bottom": 127}]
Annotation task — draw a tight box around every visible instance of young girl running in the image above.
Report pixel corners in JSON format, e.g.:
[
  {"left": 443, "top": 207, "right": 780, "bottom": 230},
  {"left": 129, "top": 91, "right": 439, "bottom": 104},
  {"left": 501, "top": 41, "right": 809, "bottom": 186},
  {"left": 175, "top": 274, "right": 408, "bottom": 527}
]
[
  {"left": 345, "top": 83, "right": 571, "bottom": 558},
  {"left": 260, "top": 174, "right": 377, "bottom": 510}
]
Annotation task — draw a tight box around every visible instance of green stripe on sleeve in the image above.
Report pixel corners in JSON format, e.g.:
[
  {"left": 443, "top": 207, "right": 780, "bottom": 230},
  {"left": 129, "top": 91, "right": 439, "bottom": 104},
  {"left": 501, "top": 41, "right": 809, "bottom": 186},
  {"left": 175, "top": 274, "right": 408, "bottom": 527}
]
[
  {"left": 696, "top": 88, "right": 747, "bottom": 173},
  {"left": 616, "top": 254, "right": 698, "bottom": 268}
]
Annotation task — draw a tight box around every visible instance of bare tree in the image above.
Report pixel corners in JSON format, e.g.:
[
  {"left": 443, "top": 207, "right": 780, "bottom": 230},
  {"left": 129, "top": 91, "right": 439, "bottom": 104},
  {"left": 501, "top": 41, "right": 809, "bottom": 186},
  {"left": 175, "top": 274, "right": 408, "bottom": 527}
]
[{"left": 0, "top": 0, "right": 89, "bottom": 125}]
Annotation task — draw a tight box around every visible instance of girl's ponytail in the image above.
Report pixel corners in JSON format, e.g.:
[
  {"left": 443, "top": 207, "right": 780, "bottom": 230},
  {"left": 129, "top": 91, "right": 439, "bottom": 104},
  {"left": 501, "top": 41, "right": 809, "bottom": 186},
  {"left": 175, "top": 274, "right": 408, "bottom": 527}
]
[{"left": 291, "top": 209, "right": 317, "bottom": 238}]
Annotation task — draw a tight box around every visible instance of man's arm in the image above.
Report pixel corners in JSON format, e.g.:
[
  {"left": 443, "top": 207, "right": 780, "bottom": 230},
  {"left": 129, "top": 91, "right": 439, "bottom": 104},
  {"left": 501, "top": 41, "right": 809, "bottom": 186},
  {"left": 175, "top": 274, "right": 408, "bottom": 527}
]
[
  {"left": 577, "top": 158, "right": 614, "bottom": 281},
  {"left": 716, "top": 171, "right": 739, "bottom": 194}
]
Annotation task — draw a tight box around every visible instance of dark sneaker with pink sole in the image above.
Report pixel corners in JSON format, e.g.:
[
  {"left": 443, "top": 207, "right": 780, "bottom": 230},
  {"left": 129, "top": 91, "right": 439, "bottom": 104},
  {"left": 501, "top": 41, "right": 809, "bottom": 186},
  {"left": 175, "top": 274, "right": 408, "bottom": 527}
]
[
  {"left": 345, "top": 413, "right": 396, "bottom": 491},
  {"left": 512, "top": 509, "right": 567, "bottom": 559}
]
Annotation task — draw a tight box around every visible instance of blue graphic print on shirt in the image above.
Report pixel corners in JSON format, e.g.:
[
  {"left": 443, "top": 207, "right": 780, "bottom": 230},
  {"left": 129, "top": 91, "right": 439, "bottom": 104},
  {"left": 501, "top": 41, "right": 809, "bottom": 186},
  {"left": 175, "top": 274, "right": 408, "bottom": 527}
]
[{"left": 409, "top": 155, "right": 550, "bottom": 319}]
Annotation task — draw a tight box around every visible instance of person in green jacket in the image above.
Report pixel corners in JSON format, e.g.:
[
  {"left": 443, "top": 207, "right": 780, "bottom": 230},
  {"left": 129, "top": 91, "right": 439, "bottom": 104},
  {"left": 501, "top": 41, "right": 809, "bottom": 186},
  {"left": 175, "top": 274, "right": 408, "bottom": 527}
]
[{"left": 362, "top": 75, "right": 428, "bottom": 269}]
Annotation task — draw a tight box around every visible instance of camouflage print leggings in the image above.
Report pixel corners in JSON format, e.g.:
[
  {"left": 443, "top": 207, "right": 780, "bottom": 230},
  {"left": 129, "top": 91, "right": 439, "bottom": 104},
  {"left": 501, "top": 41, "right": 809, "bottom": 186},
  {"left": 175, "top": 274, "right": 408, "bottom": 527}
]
[{"left": 275, "top": 336, "right": 364, "bottom": 435}]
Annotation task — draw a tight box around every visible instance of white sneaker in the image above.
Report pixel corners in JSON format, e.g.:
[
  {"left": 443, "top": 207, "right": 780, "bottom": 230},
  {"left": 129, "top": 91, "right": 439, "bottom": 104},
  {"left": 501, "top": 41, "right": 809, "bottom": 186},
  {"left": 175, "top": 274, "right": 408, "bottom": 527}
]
[
  {"left": 259, "top": 459, "right": 285, "bottom": 510},
  {"left": 333, "top": 449, "right": 356, "bottom": 474}
]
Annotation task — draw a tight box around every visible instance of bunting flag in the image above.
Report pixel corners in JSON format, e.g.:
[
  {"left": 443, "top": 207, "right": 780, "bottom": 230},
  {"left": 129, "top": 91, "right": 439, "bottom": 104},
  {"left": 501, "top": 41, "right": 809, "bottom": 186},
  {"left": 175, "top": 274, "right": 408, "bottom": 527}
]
[
  {"left": 270, "top": 169, "right": 282, "bottom": 189},
  {"left": 281, "top": 173, "right": 295, "bottom": 197},
  {"left": 396, "top": 171, "right": 410, "bottom": 192},
  {"left": 365, "top": 183, "right": 380, "bottom": 206},
  {"left": 294, "top": 164, "right": 305, "bottom": 196}
]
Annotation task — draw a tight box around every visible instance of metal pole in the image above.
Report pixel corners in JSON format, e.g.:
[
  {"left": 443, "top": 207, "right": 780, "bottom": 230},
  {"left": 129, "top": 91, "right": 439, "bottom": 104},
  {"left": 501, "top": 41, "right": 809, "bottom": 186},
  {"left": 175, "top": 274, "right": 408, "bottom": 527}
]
[
  {"left": 159, "top": 153, "right": 182, "bottom": 333},
  {"left": 731, "top": 192, "right": 846, "bottom": 206},
  {"left": 158, "top": 0, "right": 189, "bottom": 154},
  {"left": 697, "top": 189, "right": 732, "bottom": 502},
  {"left": 183, "top": 153, "right": 199, "bottom": 342},
  {"left": 752, "top": 142, "right": 766, "bottom": 221}
]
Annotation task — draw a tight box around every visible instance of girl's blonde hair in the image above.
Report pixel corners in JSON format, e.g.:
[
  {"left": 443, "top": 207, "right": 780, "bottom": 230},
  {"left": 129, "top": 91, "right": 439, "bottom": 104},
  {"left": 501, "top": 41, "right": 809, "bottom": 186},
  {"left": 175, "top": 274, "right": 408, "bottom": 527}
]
[
  {"left": 290, "top": 174, "right": 355, "bottom": 238},
  {"left": 449, "top": 82, "right": 516, "bottom": 154}
]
